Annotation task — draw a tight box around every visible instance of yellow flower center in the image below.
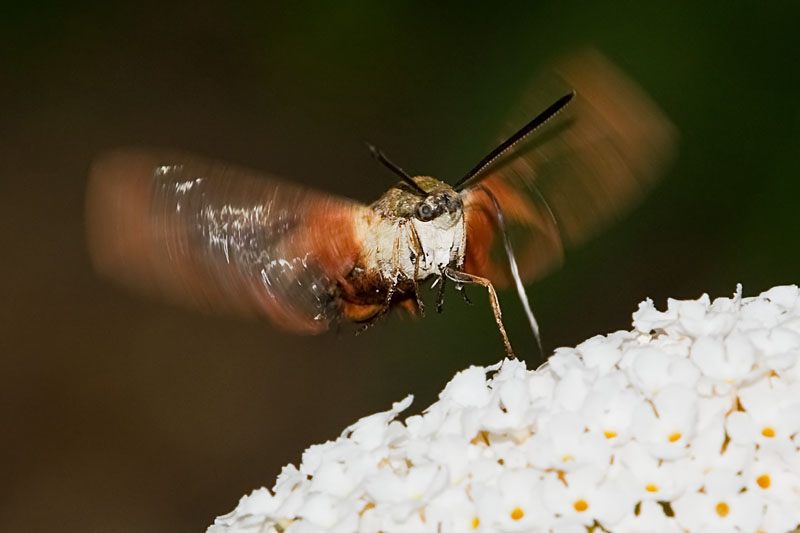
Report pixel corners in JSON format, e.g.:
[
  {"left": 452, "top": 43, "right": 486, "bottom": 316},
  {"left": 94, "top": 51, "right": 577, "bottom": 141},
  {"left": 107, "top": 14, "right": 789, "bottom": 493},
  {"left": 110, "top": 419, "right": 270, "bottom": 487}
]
[
  {"left": 668, "top": 432, "right": 682, "bottom": 442},
  {"left": 510, "top": 507, "right": 524, "bottom": 520},
  {"left": 359, "top": 502, "right": 375, "bottom": 516},
  {"left": 761, "top": 426, "right": 776, "bottom": 438},
  {"left": 561, "top": 454, "right": 575, "bottom": 462},
  {"left": 757, "top": 474, "right": 771, "bottom": 489},
  {"left": 645, "top": 484, "right": 659, "bottom": 492},
  {"left": 471, "top": 517, "right": 480, "bottom": 529},
  {"left": 573, "top": 499, "right": 589, "bottom": 512},
  {"left": 715, "top": 501, "right": 729, "bottom": 517},
  {"left": 604, "top": 430, "right": 617, "bottom": 439}
]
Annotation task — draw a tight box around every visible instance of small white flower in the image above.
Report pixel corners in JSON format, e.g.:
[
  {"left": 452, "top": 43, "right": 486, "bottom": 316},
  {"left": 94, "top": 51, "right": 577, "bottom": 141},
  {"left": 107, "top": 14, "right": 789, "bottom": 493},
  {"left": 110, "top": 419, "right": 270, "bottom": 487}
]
[
  {"left": 630, "top": 384, "right": 698, "bottom": 460},
  {"left": 582, "top": 379, "right": 643, "bottom": 446},
  {"left": 672, "top": 470, "right": 764, "bottom": 532},
  {"left": 552, "top": 366, "right": 591, "bottom": 412},
  {"left": 760, "top": 284, "right": 800, "bottom": 310},
  {"left": 526, "top": 367, "right": 557, "bottom": 405},
  {"left": 546, "top": 348, "right": 586, "bottom": 378},
  {"left": 632, "top": 297, "right": 677, "bottom": 333},
  {"left": 423, "top": 486, "right": 477, "bottom": 533},
  {"left": 525, "top": 411, "right": 612, "bottom": 472},
  {"left": 440, "top": 366, "right": 493, "bottom": 408},
  {"left": 621, "top": 345, "right": 699, "bottom": 395},
  {"left": 679, "top": 294, "right": 739, "bottom": 337},
  {"left": 364, "top": 463, "right": 447, "bottom": 511},
  {"left": 474, "top": 468, "right": 552, "bottom": 531},
  {"left": 738, "top": 377, "right": 800, "bottom": 444},
  {"left": 296, "top": 493, "right": 338, "bottom": 529},
  {"left": 341, "top": 395, "right": 413, "bottom": 450},
  {"left": 754, "top": 323, "right": 800, "bottom": 348},
  {"left": 541, "top": 465, "right": 635, "bottom": 529},
  {"left": 743, "top": 449, "right": 800, "bottom": 507},
  {"left": 208, "top": 488, "right": 279, "bottom": 533},
  {"left": 577, "top": 333, "right": 625, "bottom": 374},
  {"left": 480, "top": 370, "right": 535, "bottom": 434},
  {"left": 308, "top": 460, "right": 357, "bottom": 498},
  {"left": 423, "top": 436, "right": 475, "bottom": 484},
  {"left": 690, "top": 332, "right": 757, "bottom": 385},
  {"left": 616, "top": 440, "right": 694, "bottom": 501}
]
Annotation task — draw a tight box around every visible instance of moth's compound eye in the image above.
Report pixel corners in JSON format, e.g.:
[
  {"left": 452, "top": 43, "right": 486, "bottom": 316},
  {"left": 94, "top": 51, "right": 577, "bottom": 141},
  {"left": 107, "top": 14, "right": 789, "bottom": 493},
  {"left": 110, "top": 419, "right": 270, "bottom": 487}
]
[{"left": 415, "top": 202, "right": 435, "bottom": 222}]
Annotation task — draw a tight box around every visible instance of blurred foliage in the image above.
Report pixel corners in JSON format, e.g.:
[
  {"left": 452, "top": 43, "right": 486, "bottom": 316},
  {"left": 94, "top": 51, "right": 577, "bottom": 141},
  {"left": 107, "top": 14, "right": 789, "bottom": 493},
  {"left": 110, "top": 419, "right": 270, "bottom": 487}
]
[{"left": 1, "top": 2, "right": 799, "bottom": 532}]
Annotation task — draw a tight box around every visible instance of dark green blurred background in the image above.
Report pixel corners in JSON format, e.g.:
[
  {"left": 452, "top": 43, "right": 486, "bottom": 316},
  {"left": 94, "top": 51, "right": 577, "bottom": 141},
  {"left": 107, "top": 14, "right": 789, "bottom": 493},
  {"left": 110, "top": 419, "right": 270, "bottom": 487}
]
[{"left": 2, "top": 2, "right": 798, "bottom": 532}]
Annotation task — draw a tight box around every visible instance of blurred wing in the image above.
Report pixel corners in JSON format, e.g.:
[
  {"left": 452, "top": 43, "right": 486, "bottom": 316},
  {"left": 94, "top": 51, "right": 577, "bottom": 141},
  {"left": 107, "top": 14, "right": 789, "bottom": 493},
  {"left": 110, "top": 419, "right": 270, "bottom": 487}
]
[
  {"left": 86, "top": 149, "right": 368, "bottom": 334},
  {"left": 463, "top": 49, "right": 677, "bottom": 286}
]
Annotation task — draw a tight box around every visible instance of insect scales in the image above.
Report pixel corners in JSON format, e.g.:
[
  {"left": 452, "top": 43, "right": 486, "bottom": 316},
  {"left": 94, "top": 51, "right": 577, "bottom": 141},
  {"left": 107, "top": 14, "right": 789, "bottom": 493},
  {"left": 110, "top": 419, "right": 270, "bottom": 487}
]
[{"left": 86, "top": 50, "right": 675, "bottom": 357}]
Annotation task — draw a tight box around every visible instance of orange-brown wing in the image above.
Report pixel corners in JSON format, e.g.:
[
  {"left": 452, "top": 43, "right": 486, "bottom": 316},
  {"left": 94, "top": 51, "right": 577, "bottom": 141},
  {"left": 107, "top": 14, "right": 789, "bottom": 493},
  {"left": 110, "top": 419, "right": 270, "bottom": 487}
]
[
  {"left": 463, "top": 49, "right": 677, "bottom": 286},
  {"left": 86, "top": 148, "right": 368, "bottom": 334}
]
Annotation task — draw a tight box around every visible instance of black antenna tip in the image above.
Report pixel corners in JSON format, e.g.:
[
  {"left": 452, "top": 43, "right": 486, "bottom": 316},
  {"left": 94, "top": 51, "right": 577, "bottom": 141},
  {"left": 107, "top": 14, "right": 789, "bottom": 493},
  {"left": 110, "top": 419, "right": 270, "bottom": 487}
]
[
  {"left": 364, "top": 141, "right": 428, "bottom": 196},
  {"left": 453, "top": 90, "right": 576, "bottom": 191},
  {"left": 365, "top": 141, "right": 379, "bottom": 157}
]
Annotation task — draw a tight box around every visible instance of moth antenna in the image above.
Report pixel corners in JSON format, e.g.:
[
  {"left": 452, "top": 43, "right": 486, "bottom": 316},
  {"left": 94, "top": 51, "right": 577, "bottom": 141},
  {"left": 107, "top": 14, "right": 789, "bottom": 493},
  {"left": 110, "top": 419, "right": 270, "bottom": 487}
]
[
  {"left": 453, "top": 92, "right": 575, "bottom": 191},
  {"left": 365, "top": 142, "right": 428, "bottom": 196},
  {"left": 477, "top": 185, "right": 544, "bottom": 357}
]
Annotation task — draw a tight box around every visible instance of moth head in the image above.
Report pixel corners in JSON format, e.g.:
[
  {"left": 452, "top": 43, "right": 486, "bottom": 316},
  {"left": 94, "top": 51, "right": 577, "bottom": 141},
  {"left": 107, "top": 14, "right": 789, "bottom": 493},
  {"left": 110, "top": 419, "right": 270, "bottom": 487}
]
[
  {"left": 366, "top": 144, "right": 462, "bottom": 228},
  {"left": 410, "top": 177, "right": 463, "bottom": 229}
]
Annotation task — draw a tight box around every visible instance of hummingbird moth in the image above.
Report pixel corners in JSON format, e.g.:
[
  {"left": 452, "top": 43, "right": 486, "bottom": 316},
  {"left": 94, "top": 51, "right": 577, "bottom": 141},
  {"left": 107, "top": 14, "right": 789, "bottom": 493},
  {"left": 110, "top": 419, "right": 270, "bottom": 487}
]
[{"left": 86, "top": 50, "right": 675, "bottom": 356}]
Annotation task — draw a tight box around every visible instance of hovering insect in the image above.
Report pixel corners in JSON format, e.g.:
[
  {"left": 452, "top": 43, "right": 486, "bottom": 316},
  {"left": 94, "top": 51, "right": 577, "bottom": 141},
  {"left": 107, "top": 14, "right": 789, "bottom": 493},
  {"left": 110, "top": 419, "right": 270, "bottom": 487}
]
[{"left": 86, "top": 50, "right": 675, "bottom": 357}]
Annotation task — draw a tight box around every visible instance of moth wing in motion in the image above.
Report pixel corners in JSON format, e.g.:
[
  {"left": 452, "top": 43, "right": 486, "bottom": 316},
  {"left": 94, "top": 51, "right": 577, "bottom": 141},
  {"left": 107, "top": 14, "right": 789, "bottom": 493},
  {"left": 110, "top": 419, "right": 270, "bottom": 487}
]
[
  {"left": 463, "top": 49, "right": 678, "bottom": 286},
  {"left": 86, "top": 149, "right": 369, "bottom": 333}
]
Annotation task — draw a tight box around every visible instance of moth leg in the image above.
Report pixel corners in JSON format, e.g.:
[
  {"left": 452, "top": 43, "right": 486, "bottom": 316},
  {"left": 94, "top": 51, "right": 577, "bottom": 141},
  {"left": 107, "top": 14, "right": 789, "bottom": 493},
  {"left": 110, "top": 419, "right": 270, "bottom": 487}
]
[
  {"left": 435, "top": 275, "right": 447, "bottom": 314},
  {"left": 443, "top": 266, "right": 515, "bottom": 358},
  {"left": 355, "top": 318, "right": 377, "bottom": 335},
  {"left": 357, "top": 234, "right": 403, "bottom": 334},
  {"left": 407, "top": 223, "right": 426, "bottom": 315},
  {"left": 384, "top": 232, "right": 403, "bottom": 309},
  {"left": 456, "top": 284, "right": 472, "bottom": 305},
  {"left": 434, "top": 275, "right": 476, "bottom": 313},
  {"left": 411, "top": 265, "right": 425, "bottom": 315},
  {"left": 354, "top": 281, "right": 397, "bottom": 335}
]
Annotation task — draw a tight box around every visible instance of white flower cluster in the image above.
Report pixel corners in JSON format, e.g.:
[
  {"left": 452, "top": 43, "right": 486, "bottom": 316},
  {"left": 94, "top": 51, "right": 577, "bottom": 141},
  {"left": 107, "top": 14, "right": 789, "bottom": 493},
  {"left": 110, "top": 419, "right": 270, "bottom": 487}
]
[{"left": 209, "top": 286, "right": 800, "bottom": 533}]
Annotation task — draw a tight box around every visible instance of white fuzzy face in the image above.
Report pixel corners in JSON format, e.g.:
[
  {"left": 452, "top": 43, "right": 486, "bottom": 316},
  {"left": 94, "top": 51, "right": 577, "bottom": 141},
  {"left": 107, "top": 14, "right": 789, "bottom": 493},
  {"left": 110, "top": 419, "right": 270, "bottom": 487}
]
[
  {"left": 360, "top": 179, "right": 466, "bottom": 282},
  {"left": 360, "top": 210, "right": 465, "bottom": 281},
  {"left": 407, "top": 208, "right": 464, "bottom": 277}
]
